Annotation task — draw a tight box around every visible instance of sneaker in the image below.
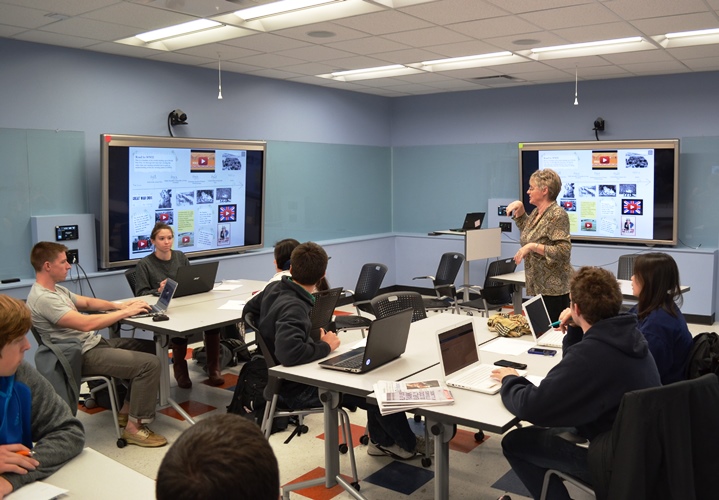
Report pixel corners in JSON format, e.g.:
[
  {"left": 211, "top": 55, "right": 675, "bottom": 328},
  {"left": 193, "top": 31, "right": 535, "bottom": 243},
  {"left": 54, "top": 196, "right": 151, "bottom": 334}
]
[
  {"left": 117, "top": 414, "right": 128, "bottom": 428},
  {"left": 415, "top": 435, "right": 434, "bottom": 456},
  {"left": 367, "top": 440, "right": 416, "bottom": 460},
  {"left": 122, "top": 426, "right": 168, "bottom": 448}
]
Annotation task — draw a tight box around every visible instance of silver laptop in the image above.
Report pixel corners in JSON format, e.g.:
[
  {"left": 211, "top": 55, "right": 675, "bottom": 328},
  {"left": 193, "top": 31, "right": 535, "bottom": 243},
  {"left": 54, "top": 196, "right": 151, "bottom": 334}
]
[
  {"left": 173, "top": 261, "right": 219, "bottom": 298},
  {"left": 522, "top": 294, "right": 565, "bottom": 348},
  {"left": 319, "top": 308, "right": 413, "bottom": 373},
  {"left": 436, "top": 320, "right": 506, "bottom": 395},
  {"left": 134, "top": 278, "right": 178, "bottom": 317}
]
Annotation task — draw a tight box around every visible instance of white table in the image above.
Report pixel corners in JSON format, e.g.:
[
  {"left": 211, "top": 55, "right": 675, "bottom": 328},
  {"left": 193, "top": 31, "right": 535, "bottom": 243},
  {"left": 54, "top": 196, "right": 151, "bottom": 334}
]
[
  {"left": 121, "top": 279, "right": 266, "bottom": 423},
  {"left": 269, "top": 313, "right": 497, "bottom": 499},
  {"left": 492, "top": 270, "right": 690, "bottom": 314},
  {"left": 39, "top": 447, "right": 155, "bottom": 499}
]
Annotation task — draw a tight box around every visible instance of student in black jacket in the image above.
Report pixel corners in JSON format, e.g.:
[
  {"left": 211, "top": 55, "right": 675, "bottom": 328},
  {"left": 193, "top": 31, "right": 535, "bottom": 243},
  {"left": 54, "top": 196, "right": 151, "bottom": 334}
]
[{"left": 491, "top": 267, "right": 661, "bottom": 500}]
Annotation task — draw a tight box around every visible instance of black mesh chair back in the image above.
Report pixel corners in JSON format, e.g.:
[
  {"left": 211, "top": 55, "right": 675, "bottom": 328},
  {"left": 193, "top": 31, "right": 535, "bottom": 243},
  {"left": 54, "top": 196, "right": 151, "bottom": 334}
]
[
  {"left": 433, "top": 252, "right": 464, "bottom": 295},
  {"left": 482, "top": 257, "right": 517, "bottom": 307},
  {"left": 353, "top": 263, "right": 388, "bottom": 314},
  {"left": 309, "top": 287, "right": 343, "bottom": 340},
  {"left": 371, "top": 292, "right": 427, "bottom": 323},
  {"left": 124, "top": 268, "right": 137, "bottom": 296},
  {"left": 617, "top": 254, "right": 638, "bottom": 280},
  {"left": 242, "top": 313, "right": 277, "bottom": 395}
]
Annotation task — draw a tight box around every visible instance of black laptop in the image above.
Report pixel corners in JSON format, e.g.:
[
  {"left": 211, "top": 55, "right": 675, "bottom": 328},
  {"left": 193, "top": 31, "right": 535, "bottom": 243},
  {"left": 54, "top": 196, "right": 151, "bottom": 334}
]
[
  {"left": 319, "top": 308, "right": 413, "bottom": 373},
  {"left": 173, "top": 261, "right": 219, "bottom": 298},
  {"left": 449, "top": 212, "right": 485, "bottom": 232}
]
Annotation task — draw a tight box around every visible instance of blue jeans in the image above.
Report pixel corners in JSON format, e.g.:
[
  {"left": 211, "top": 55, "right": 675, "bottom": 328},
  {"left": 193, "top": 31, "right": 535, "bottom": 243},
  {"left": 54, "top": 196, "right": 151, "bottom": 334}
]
[
  {"left": 502, "top": 426, "right": 592, "bottom": 500},
  {"left": 279, "top": 384, "right": 417, "bottom": 453}
]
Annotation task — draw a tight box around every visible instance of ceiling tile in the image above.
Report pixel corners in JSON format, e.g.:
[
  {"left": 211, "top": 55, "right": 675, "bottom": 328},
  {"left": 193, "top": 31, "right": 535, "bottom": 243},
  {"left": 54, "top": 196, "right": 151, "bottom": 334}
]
[
  {"left": 222, "top": 33, "right": 311, "bottom": 52},
  {"left": 449, "top": 15, "right": 543, "bottom": 39},
  {"left": 550, "top": 21, "right": 642, "bottom": 43},
  {"left": 630, "top": 12, "right": 719, "bottom": 36},
  {"left": 177, "top": 43, "right": 259, "bottom": 60},
  {"left": 326, "top": 36, "right": 412, "bottom": 56},
  {"left": 273, "top": 21, "right": 368, "bottom": 43},
  {"left": 232, "top": 52, "right": 305, "bottom": 69},
  {"left": 383, "top": 26, "right": 472, "bottom": 47},
  {"left": 0, "top": 3, "right": 60, "bottom": 29},
  {"left": 334, "top": 9, "right": 434, "bottom": 36},
  {"left": 87, "top": 41, "right": 165, "bottom": 58},
  {"left": 368, "top": 47, "right": 445, "bottom": 64},
  {"left": 39, "top": 17, "right": 139, "bottom": 41},
  {"left": 603, "top": 0, "right": 711, "bottom": 20},
  {"left": 619, "top": 60, "right": 690, "bottom": 75},
  {"left": 79, "top": 2, "right": 196, "bottom": 31},
  {"left": 399, "top": 0, "right": 509, "bottom": 25},
  {"left": 519, "top": 3, "right": 621, "bottom": 30},
  {"left": 0, "top": 0, "right": 118, "bottom": 16},
  {"left": 275, "top": 44, "right": 356, "bottom": 62},
  {"left": 13, "top": 29, "right": 97, "bottom": 48}
]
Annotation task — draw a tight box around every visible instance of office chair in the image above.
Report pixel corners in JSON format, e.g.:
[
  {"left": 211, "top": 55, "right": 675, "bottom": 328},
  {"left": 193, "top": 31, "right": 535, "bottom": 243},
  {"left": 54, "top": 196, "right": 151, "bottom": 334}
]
[
  {"left": 243, "top": 314, "right": 360, "bottom": 489},
  {"left": 309, "top": 287, "right": 343, "bottom": 340},
  {"left": 124, "top": 268, "right": 137, "bottom": 295},
  {"left": 459, "top": 258, "right": 517, "bottom": 317},
  {"left": 31, "top": 327, "right": 126, "bottom": 448},
  {"left": 413, "top": 252, "right": 464, "bottom": 314},
  {"left": 334, "top": 263, "right": 388, "bottom": 337},
  {"left": 616, "top": 254, "right": 638, "bottom": 280},
  {"left": 370, "top": 291, "right": 427, "bottom": 323}
]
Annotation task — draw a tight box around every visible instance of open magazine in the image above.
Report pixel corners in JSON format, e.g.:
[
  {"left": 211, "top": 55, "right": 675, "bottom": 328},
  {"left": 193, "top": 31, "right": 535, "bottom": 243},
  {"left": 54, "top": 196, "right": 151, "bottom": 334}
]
[{"left": 373, "top": 379, "right": 454, "bottom": 415}]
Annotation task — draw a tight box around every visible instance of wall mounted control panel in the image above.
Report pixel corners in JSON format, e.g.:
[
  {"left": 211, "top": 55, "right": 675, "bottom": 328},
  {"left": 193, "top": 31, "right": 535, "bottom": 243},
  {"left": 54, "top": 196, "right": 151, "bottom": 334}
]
[{"left": 55, "top": 225, "right": 79, "bottom": 241}]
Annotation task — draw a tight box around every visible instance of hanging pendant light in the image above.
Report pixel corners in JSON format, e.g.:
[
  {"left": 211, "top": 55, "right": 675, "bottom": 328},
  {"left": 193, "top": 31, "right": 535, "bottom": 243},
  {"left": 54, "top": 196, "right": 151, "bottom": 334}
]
[
  {"left": 217, "top": 53, "right": 223, "bottom": 100},
  {"left": 574, "top": 66, "right": 579, "bottom": 105}
]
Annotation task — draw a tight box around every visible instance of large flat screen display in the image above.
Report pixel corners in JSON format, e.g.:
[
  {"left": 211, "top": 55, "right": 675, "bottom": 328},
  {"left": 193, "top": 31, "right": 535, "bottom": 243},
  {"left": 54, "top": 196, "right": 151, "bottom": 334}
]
[
  {"left": 519, "top": 139, "right": 679, "bottom": 246},
  {"left": 100, "top": 134, "right": 265, "bottom": 269}
]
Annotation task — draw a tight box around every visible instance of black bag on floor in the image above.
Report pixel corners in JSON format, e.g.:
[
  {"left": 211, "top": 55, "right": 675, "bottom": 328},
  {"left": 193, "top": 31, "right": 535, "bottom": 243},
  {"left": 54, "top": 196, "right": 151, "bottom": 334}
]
[
  {"left": 84, "top": 379, "right": 128, "bottom": 410},
  {"left": 686, "top": 332, "right": 719, "bottom": 379},
  {"left": 227, "top": 355, "right": 270, "bottom": 425},
  {"left": 193, "top": 338, "right": 251, "bottom": 372}
]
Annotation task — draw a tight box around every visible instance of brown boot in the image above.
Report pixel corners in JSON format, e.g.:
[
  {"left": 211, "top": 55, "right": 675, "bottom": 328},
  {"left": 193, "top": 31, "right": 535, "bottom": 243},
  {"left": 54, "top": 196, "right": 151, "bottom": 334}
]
[
  {"left": 171, "top": 339, "right": 192, "bottom": 389},
  {"left": 204, "top": 331, "right": 225, "bottom": 386}
]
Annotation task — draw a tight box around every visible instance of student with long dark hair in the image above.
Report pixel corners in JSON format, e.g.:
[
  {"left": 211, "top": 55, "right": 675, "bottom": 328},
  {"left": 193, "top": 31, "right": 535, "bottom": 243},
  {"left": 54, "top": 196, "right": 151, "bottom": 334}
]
[{"left": 629, "top": 252, "right": 693, "bottom": 385}]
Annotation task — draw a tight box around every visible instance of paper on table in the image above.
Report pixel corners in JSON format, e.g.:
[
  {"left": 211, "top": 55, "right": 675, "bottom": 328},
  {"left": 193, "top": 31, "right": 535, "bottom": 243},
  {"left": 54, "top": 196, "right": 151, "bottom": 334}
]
[
  {"left": 218, "top": 300, "right": 245, "bottom": 310},
  {"left": 481, "top": 337, "right": 535, "bottom": 356},
  {"left": 526, "top": 375, "right": 545, "bottom": 387},
  {"left": 213, "top": 282, "right": 243, "bottom": 291},
  {"left": 6, "top": 481, "right": 68, "bottom": 500}
]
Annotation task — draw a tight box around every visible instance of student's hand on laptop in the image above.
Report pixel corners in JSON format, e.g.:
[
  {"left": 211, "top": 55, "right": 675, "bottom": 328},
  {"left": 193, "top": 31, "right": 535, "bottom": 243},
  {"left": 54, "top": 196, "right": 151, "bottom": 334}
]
[
  {"left": 119, "top": 300, "right": 151, "bottom": 316},
  {"left": 491, "top": 367, "right": 518, "bottom": 382},
  {"left": 320, "top": 329, "right": 340, "bottom": 352}
]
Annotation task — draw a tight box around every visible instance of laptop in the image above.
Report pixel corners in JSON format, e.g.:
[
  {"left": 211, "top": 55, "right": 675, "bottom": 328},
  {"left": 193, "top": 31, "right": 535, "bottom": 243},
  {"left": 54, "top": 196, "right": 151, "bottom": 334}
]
[
  {"left": 449, "top": 212, "right": 485, "bottom": 232},
  {"left": 436, "top": 320, "right": 513, "bottom": 395},
  {"left": 133, "top": 278, "right": 178, "bottom": 317},
  {"left": 173, "top": 261, "right": 219, "bottom": 298},
  {"left": 522, "top": 294, "right": 565, "bottom": 348},
  {"left": 319, "top": 308, "right": 413, "bottom": 373}
]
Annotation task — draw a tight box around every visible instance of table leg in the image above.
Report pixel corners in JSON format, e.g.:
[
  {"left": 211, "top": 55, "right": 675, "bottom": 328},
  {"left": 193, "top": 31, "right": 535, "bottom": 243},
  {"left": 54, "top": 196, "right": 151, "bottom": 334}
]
[
  {"left": 154, "top": 334, "right": 196, "bottom": 425},
  {"left": 429, "top": 419, "right": 454, "bottom": 500}
]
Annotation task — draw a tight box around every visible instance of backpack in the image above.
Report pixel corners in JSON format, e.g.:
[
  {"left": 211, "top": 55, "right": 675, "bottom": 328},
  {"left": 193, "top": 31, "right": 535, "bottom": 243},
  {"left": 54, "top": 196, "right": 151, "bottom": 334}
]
[
  {"left": 192, "top": 338, "right": 251, "bottom": 372},
  {"left": 685, "top": 332, "right": 719, "bottom": 379},
  {"left": 227, "top": 355, "right": 268, "bottom": 424}
]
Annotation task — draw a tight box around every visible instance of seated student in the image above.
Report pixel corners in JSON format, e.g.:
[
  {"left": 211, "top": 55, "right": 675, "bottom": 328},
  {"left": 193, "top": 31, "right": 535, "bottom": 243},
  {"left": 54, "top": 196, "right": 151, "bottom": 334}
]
[
  {"left": 0, "top": 295, "right": 84, "bottom": 497},
  {"left": 134, "top": 222, "right": 224, "bottom": 388},
  {"left": 268, "top": 238, "right": 299, "bottom": 285},
  {"left": 491, "top": 267, "right": 661, "bottom": 500},
  {"left": 629, "top": 252, "right": 693, "bottom": 385},
  {"left": 156, "top": 414, "right": 279, "bottom": 500},
  {"left": 243, "top": 242, "right": 424, "bottom": 459},
  {"left": 27, "top": 242, "right": 168, "bottom": 448}
]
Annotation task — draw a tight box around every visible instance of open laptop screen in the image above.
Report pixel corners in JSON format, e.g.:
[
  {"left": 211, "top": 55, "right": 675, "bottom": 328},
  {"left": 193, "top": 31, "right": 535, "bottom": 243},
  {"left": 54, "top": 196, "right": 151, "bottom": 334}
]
[
  {"left": 523, "top": 295, "right": 552, "bottom": 339},
  {"left": 438, "top": 321, "right": 479, "bottom": 377}
]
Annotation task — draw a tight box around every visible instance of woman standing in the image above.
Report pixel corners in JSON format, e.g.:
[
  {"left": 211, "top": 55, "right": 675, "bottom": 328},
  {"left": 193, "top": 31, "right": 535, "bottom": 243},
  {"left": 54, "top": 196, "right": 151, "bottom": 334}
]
[
  {"left": 506, "top": 169, "right": 573, "bottom": 322},
  {"left": 134, "top": 223, "right": 224, "bottom": 388},
  {"left": 630, "top": 252, "right": 693, "bottom": 384}
]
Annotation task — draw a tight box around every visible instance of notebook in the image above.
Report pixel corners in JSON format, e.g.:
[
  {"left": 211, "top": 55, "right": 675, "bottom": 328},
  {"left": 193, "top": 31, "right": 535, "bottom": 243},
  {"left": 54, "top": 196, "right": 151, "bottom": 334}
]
[
  {"left": 319, "top": 308, "right": 413, "bottom": 373},
  {"left": 436, "top": 320, "right": 511, "bottom": 395},
  {"left": 133, "top": 278, "right": 178, "bottom": 317},
  {"left": 449, "top": 212, "right": 485, "bottom": 232},
  {"left": 522, "top": 294, "right": 565, "bottom": 348},
  {"left": 173, "top": 261, "right": 219, "bottom": 298}
]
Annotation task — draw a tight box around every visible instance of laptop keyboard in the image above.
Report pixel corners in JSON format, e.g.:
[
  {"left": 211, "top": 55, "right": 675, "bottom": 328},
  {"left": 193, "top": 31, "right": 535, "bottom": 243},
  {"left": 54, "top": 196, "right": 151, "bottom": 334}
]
[
  {"left": 334, "top": 354, "right": 364, "bottom": 369},
  {"left": 450, "top": 364, "right": 493, "bottom": 388},
  {"left": 540, "top": 330, "right": 564, "bottom": 348}
]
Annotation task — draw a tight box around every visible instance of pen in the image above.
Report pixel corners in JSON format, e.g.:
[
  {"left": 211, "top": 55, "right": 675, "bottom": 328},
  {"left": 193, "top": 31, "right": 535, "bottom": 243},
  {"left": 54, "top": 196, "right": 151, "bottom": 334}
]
[
  {"left": 551, "top": 320, "right": 561, "bottom": 328},
  {"left": 16, "top": 450, "right": 35, "bottom": 457}
]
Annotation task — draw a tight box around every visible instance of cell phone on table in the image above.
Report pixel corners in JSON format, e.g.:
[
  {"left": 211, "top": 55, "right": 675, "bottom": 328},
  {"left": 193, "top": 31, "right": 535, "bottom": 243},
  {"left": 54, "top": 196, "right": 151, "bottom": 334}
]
[
  {"left": 493, "top": 359, "right": 527, "bottom": 370},
  {"left": 528, "top": 347, "right": 557, "bottom": 356}
]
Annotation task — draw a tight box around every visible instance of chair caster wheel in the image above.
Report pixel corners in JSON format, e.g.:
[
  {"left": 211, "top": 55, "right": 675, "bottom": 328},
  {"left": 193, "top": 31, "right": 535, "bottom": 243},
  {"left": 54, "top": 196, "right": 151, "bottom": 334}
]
[
  {"left": 351, "top": 482, "right": 360, "bottom": 491},
  {"left": 117, "top": 438, "right": 127, "bottom": 448},
  {"left": 84, "top": 398, "right": 97, "bottom": 409},
  {"left": 421, "top": 457, "right": 432, "bottom": 467},
  {"left": 299, "top": 425, "right": 309, "bottom": 434},
  {"left": 413, "top": 414, "right": 421, "bottom": 422},
  {"left": 339, "top": 443, "right": 348, "bottom": 454},
  {"left": 474, "top": 430, "right": 485, "bottom": 442}
]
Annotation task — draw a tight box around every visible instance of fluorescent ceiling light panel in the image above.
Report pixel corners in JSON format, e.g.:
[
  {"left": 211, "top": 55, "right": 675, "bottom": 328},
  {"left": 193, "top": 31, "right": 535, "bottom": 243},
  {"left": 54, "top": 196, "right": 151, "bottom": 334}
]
[
  {"left": 318, "top": 64, "right": 422, "bottom": 81},
  {"left": 422, "top": 51, "right": 512, "bottom": 66},
  {"left": 331, "top": 64, "right": 405, "bottom": 77},
  {"left": 136, "top": 19, "right": 222, "bottom": 42},
  {"left": 531, "top": 37, "right": 643, "bottom": 54},
  {"left": 664, "top": 27, "right": 719, "bottom": 39},
  {"left": 235, "top": 0, "right": 344, "bottom": 21}
]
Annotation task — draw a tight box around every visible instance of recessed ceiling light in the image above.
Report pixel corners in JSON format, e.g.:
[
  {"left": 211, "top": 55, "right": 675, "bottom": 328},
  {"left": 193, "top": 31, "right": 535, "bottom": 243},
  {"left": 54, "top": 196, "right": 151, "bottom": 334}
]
[
  {"left": 136, "top": 19, "right": 223, "bottom": 43},
  {"left": 307, "top": 30, "right": 336, "bottom": 38},
  {"left": 235, "top": 0, "right": 345, "bottom": 21}
]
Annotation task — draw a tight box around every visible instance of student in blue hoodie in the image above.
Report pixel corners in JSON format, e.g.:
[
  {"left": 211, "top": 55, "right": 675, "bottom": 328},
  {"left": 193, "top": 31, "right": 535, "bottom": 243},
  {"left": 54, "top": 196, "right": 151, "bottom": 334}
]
[
  {"left": 0, "top": 295, "right": 84, "bottom": 498},
  {"left": 491, "top": 267, "right": 661, "bottom": 500}
]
